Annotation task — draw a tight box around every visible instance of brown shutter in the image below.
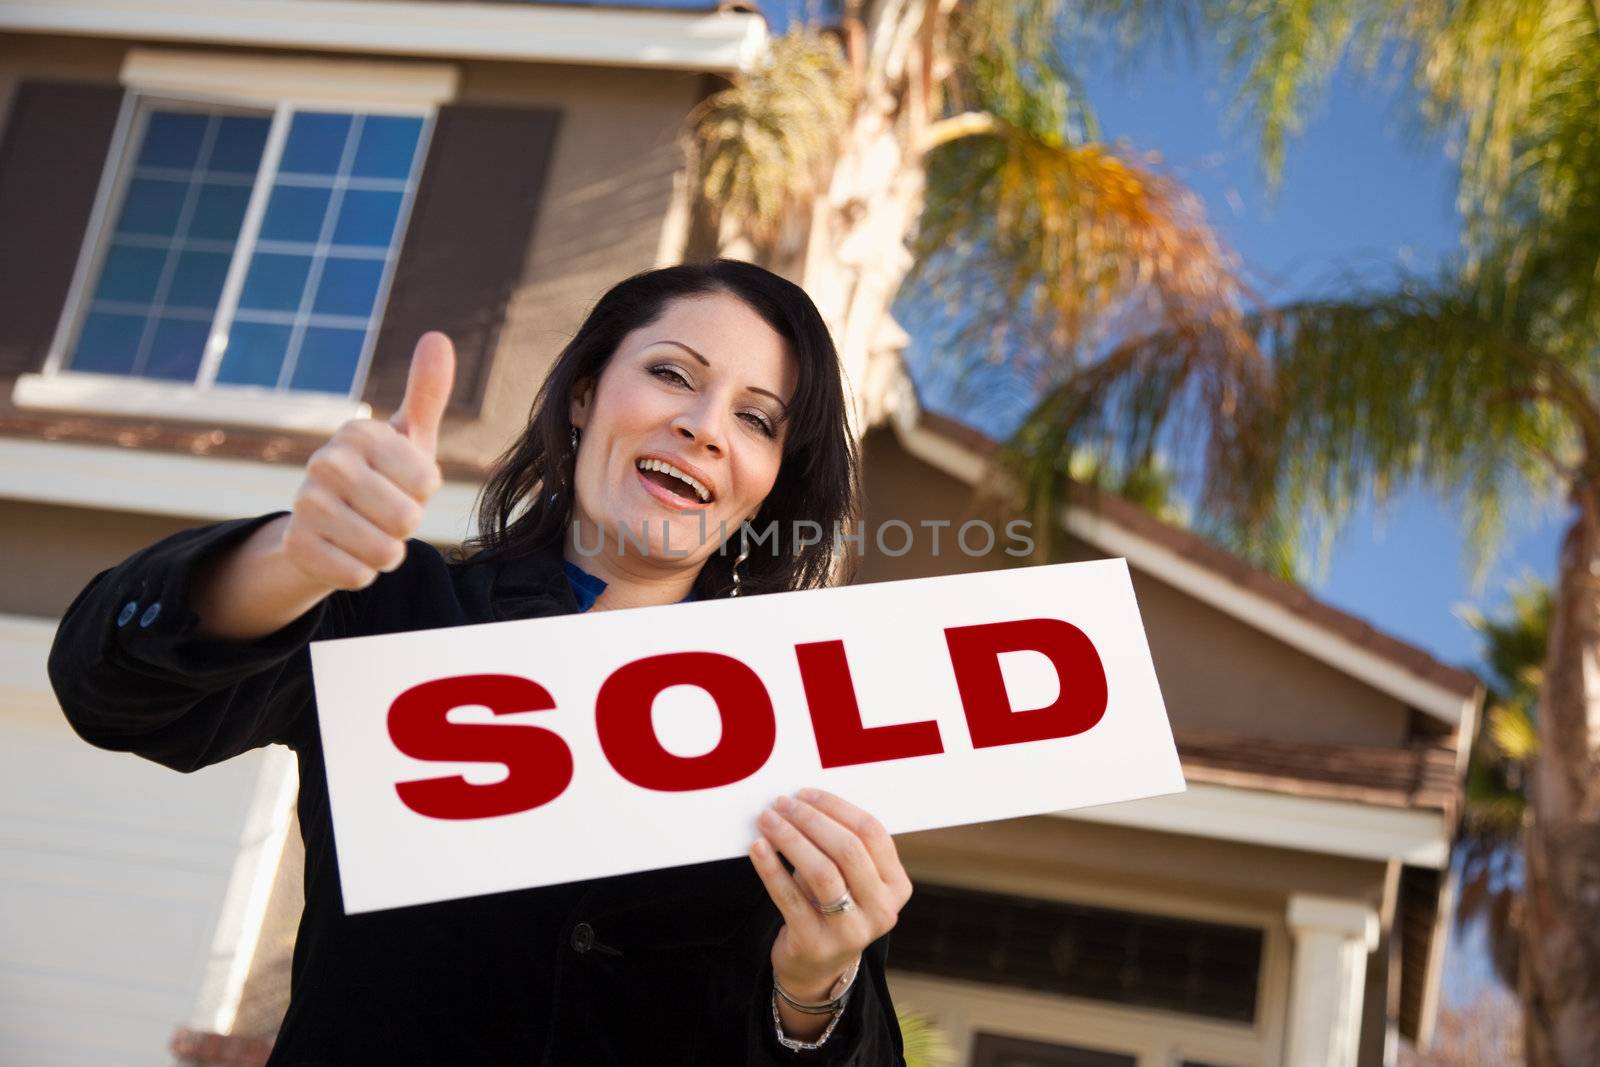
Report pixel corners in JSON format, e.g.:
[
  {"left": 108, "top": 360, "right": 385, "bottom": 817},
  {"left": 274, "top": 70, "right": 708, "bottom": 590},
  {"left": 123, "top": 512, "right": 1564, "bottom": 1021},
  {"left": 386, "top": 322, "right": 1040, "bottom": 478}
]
[
  {"left": 366, "top": 103, "right": 561, "bottom": 417},
  {"left": 0, "top": 80, "right": 126, "bottom": 376}
]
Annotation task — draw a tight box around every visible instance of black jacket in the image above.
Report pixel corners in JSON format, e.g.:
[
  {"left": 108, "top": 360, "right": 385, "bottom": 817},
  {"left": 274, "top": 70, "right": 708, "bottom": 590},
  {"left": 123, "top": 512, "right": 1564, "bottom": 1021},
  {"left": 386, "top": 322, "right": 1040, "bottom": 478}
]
[{"left": 47, "top": 512, "right": 905, "bottom": 1066}]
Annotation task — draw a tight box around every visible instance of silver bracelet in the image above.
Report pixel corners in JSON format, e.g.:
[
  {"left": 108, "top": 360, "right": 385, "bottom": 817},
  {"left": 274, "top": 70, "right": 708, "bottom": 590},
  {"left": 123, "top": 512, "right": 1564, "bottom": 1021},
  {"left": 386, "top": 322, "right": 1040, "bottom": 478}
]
[
  {"left": 771, "top": 987, "right": 848, "bottom": 1051},
  {"left": 774, "top": 977, "right": 847, "bottom": 1015},
  {"left": 770, "top": 957, "right": 860, "bottom": 1051},
  {"left": 776, "top": 954, "right": 861, "bottom": 1011}
]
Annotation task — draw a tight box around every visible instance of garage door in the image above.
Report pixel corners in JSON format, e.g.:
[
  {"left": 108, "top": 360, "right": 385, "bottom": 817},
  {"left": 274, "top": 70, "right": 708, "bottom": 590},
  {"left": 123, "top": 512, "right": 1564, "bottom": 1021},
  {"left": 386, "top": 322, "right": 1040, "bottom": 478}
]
[{"left": 1, "top": 614, "right": 264, "bottom": 1066}]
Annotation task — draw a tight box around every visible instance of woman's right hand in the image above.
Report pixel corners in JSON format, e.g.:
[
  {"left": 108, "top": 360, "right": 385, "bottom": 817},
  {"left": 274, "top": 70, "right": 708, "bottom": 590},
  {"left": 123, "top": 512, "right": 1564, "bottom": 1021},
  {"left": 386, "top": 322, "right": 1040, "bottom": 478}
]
[{"left": 280, "top": 331, "right": 456, "bottom": 592}]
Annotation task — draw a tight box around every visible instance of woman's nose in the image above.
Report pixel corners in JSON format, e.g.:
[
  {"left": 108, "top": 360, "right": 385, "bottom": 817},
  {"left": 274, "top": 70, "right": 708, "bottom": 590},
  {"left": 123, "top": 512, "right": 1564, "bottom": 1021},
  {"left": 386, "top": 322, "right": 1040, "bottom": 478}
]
[{"left": 672, "top": 406, "right": 724, "bottom": 455}]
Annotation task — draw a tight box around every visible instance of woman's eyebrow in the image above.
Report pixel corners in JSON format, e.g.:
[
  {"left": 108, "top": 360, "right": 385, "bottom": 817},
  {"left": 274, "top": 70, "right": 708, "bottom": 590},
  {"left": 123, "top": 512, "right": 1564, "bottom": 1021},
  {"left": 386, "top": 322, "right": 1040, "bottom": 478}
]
[{"left": 654, "top": 339, "right": 789, "bottom": 410}]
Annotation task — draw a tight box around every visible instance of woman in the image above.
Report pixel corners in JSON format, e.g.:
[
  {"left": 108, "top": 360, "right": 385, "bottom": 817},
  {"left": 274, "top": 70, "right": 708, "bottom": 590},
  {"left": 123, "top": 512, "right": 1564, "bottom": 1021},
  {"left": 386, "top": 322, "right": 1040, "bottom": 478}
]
[{"left": 48, "top": 260, "right": 910, "bottom": 1064}]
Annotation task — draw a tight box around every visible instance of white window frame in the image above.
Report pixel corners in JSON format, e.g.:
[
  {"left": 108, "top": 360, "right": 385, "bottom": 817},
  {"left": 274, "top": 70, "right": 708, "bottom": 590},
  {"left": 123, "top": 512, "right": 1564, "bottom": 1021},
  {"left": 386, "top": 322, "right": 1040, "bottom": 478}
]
[{"left": 11, "top": 48, "right": 459, "bottom": 434}]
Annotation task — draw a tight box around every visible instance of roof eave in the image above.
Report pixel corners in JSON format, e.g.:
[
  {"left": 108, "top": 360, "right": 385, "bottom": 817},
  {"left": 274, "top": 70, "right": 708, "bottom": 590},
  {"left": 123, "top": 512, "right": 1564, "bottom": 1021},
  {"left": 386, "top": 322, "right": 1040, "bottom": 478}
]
[{"left": 0, "top": 0, "right": 770, "bottom": 75}]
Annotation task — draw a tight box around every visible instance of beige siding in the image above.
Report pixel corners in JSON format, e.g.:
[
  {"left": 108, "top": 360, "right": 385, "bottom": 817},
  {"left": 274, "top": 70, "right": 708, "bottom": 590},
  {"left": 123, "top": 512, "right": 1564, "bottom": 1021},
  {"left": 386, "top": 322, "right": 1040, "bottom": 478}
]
[{"left": 433, "top": 58, "right": 706, "bottom": 465}]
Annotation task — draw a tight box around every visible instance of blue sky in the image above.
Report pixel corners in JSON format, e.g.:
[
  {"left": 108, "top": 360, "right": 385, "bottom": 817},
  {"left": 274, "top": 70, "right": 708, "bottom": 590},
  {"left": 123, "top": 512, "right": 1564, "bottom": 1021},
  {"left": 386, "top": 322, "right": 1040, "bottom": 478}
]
[
  {"left": 757, "top": 0, "right": 1566, "bottom": 669},
  {"left": 751, "top": 0, "right": 1569, "bottom": 667},
  {"left": 1059, "top": 36, "right": 1567, "bottom": 673}
]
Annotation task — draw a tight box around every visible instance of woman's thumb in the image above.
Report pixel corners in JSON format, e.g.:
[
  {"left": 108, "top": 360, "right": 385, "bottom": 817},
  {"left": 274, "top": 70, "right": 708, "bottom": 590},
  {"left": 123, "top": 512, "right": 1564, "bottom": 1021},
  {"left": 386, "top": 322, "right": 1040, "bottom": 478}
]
[{"left": 390, "top": 332, "right": 455, "bottom": 456}]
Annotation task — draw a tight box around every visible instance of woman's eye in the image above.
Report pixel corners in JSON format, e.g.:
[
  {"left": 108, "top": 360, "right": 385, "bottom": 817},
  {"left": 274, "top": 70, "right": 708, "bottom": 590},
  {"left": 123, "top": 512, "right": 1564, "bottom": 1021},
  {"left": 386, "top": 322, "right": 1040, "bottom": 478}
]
[
  {"left": 649, "top": 365, "right": 690, "bottom": 387},
  {"left": 740, "top": 411, "right": 776, "bottom": 437}
]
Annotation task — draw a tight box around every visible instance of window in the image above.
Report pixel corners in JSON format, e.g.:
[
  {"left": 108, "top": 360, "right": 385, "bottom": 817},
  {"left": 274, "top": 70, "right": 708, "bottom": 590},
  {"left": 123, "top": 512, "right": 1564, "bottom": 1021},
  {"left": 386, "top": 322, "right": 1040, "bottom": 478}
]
[
  {"left": 890, "top": 882, "right": 1266, "bottom": 1024},
  {"left": 66, "top": 100, "right": 427, "bottom": 398},
  {"left": 8, "top": 48, "right": 460, "bottom": 433}
]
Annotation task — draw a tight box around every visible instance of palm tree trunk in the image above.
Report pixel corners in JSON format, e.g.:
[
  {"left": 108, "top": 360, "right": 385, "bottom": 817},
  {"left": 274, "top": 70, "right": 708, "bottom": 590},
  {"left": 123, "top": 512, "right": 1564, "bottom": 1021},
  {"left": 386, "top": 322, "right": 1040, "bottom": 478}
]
[
  {"left": 724, "top": 0, "right": 953, "bottom": 432},
  {"left": 1521, "top": 485, "right": 1600, "bottom": 1066}
]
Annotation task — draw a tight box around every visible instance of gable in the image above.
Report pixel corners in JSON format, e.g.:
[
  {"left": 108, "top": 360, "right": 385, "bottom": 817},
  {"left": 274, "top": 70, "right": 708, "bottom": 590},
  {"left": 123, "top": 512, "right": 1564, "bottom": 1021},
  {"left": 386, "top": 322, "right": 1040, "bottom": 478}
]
[{"left": 857, "top": 424, "right": 1424, "bottom": 750}]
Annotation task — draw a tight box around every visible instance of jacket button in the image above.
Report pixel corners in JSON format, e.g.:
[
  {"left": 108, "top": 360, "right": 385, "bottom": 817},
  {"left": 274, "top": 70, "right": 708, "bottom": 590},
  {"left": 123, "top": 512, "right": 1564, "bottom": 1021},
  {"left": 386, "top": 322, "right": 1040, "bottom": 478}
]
[
  {"left": 570, "top": 922, "right": 595, "bottom": 953},
  {"left": 139, "top": 602, "right": 162, "bottom": 628},
  {"left": 117, "top": 601, "right": 138, "bottom": 627}
]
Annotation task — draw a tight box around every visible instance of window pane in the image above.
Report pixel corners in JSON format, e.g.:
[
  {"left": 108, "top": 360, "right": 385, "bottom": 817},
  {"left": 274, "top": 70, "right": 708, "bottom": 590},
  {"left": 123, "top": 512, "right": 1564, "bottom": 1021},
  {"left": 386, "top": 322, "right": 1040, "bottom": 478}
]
[
  {"left": 289, "top": 326, "right": 365, "bottom": 394},
  {"left": 216, "top": 321, "right": 293, "bottom": 387},
  {"left": 68, "top": 312, "right": 146, "bottom": 375},
  {"left": 207, "top": 115, "right": 270, "bottom": 175},
  {"left": 280, "top": 112, "right": 352, "bottom": 175},
  {"left": 351, "top": 115, "right": 424, "bottom": 179},
  {"left": 93, "top": 244, "right": 167, "bottom": 304},
  {"left": 190, "top": 182, "right": 253, "bottom": 242},
  {"left": 144, "top": 317, "right": 210, "bottom": 380},
  {"left": 167, "top": 250, "right": 231, "bottom": 310},
  {"left": 66, "top": 103, "right": 424, "bottom": 397},
  {"left": 312, "top": 257, "right": 384, "bottom": 317},
  {"left": 259, "top": 183, "right": 333, "bottom": 243},
  {"left": 137, "top": 112, "right": 207, "bottom": 169},
  {"left": 116, "top": 178, "right": 187, "bottom": 237},
  {"left": 332, "top": 189, "right": 403, "bottom": 248},
  {"left": 239, "top": 253, "right": 313, "bottom": 312}
]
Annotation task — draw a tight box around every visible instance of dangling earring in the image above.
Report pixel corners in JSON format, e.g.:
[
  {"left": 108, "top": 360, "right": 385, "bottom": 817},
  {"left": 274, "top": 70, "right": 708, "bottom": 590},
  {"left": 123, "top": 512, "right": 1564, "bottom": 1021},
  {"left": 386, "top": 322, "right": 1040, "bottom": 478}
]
[
  {"left": 570, "top": 426, "right": 579, "bottom": 452},
  {"left": 729, "top": 521, "right": 751, "bottom": 597}
]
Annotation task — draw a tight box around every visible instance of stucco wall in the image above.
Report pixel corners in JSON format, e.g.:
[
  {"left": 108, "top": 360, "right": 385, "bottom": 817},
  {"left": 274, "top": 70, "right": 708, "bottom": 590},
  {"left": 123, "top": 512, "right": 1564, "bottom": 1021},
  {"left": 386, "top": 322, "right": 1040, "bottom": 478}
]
[{"left": 0, "top": 500, "right": 198, "bottom": 619}]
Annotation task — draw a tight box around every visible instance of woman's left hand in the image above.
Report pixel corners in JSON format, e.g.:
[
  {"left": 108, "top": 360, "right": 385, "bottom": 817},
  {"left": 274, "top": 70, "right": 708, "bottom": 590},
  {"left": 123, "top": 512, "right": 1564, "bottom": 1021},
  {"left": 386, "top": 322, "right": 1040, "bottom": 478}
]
[{"left": 748, "top": 787, "right": 913, "bottom": 998}]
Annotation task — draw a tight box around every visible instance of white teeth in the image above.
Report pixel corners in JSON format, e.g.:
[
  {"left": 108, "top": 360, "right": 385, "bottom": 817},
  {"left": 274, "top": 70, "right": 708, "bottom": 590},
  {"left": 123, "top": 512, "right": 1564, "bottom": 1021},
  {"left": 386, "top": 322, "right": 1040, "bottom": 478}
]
[{"left": 637, "top": 458, "right": 711, "bottom": 503}]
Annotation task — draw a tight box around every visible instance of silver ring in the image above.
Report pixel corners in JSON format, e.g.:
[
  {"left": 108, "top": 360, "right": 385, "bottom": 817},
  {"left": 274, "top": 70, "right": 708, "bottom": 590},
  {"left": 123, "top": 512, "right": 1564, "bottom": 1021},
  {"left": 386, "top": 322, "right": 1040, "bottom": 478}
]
[{"left": 813, "top": 892, "right": 856, "bottom": 915}]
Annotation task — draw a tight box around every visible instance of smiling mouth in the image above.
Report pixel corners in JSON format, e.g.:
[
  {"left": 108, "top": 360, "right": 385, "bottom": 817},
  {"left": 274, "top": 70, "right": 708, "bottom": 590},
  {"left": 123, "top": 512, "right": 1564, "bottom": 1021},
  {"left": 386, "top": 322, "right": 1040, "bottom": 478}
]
[{"left": 635, "top": 457, "right": 714, "bottom": 505}]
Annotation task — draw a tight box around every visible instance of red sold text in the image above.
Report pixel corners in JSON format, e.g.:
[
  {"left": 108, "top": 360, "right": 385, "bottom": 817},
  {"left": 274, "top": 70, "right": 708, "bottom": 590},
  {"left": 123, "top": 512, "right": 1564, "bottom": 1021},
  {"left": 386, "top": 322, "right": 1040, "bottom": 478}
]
[{"left": 388, "top": 618, "right": 1108, "bottom": 820}]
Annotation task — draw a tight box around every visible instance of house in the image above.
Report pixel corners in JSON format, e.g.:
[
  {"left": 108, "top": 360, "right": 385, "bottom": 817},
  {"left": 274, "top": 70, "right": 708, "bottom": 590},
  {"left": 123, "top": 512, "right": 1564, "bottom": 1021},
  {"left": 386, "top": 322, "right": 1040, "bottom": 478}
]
[
  {"left": 857, "top": 371, "right": 1477, "bottom": 1067},
  {"left": 0, "top": 2, "right": 1478, "bottom": 1065}
]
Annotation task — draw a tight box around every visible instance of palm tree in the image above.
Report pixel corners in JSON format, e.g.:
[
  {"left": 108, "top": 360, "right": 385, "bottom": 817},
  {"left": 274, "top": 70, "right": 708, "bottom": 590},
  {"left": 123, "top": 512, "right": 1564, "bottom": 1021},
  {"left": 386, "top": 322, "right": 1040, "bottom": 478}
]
[
  {"left": 991, "top": 3, "right": 1600, "bottom": 1063},
  {"left": 682, "top": 2, "right": 1254, "bottom": 433},
  {"left": 683, "top": 2, "right": 1600, "bottom": 1062},
  {"left": 1457, "top": 579, "right": 1548, "bottom": 995}
]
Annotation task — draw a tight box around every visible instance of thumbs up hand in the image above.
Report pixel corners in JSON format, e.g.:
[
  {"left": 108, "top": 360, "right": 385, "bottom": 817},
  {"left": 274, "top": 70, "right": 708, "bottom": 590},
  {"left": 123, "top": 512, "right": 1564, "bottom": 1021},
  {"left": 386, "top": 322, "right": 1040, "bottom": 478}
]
[
  {"left": 388, "top": 330, "right": 453, "bottom": 456},
  {"left": 281, "top": 332, "right": 456, "bottom": 591}
]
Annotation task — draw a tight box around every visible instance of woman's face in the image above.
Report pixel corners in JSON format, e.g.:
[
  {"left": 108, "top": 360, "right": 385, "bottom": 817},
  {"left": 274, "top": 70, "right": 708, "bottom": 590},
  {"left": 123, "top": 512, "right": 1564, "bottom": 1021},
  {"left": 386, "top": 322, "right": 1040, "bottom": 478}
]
[{"left": 568, "top": 291, "right": 800, "bottom": 569}]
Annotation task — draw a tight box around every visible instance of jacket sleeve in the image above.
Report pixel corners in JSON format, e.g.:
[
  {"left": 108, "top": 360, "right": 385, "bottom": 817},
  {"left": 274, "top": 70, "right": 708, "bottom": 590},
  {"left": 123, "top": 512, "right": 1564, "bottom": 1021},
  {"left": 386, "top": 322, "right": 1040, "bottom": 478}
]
[
  {"left": 740, "top": 904, "right": 906, "bottom": 1066},
  {"left": 46, "top": 510, "right": 358, "bottom": 772}
]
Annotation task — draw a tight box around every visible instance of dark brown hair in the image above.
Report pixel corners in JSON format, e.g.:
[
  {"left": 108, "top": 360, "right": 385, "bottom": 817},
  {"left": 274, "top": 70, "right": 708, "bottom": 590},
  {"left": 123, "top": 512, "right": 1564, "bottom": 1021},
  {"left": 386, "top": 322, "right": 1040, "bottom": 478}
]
[{"left": 450, "top": 259, "right": 860, "bottom": 598}]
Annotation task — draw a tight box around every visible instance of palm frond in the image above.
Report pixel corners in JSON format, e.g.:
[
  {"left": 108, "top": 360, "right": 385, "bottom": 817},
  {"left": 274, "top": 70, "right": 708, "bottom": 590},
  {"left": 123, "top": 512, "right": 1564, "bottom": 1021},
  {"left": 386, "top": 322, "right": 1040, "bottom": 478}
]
[
  {"left": 1450, "top": 573, "right": 1549, "bottom": 990},
  {"left": 1244, "top": 268, "right": 1586, "bottom": 578},
  {"left": 1068, "top": 449, "right": 1192, "bottom": 526},
  {"left": 897, "top": 1009, "right": 958, "bottom": 1067},
  {"left": 908, "top": 126, "right": 1255, "bottom": 382},
  {"left": 1458, "top": 577, "right": 1552, "bottom": 698},
  {"left": 1403, "top": 0, "right": 1600, "bottom": 256},
  {"left": 683, "top": 27, "right": 855, "bottom": 246},
  {"left": 1490, "top": 703, "right": 1540, "bottom": 762},
  {"left": 945, "top": 0, "right": 1099, "bottom": 145},
  {"left": 1218, "top": 0, "right": 1384, "bottom": 188},
  {"left": 1003, "top": 257, "right": 1579, "bottom": 581},
  {"left": 1066, "top": 0, "right": 1408, "bottom": 190}
]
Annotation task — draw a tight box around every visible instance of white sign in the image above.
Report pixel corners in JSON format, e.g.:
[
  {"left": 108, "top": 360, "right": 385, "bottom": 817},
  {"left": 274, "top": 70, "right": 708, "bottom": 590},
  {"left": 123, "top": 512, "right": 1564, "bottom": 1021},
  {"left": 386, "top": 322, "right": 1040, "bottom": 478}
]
[{"left": 310, "top": 558, "right": 1185, "bottom": 913}]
